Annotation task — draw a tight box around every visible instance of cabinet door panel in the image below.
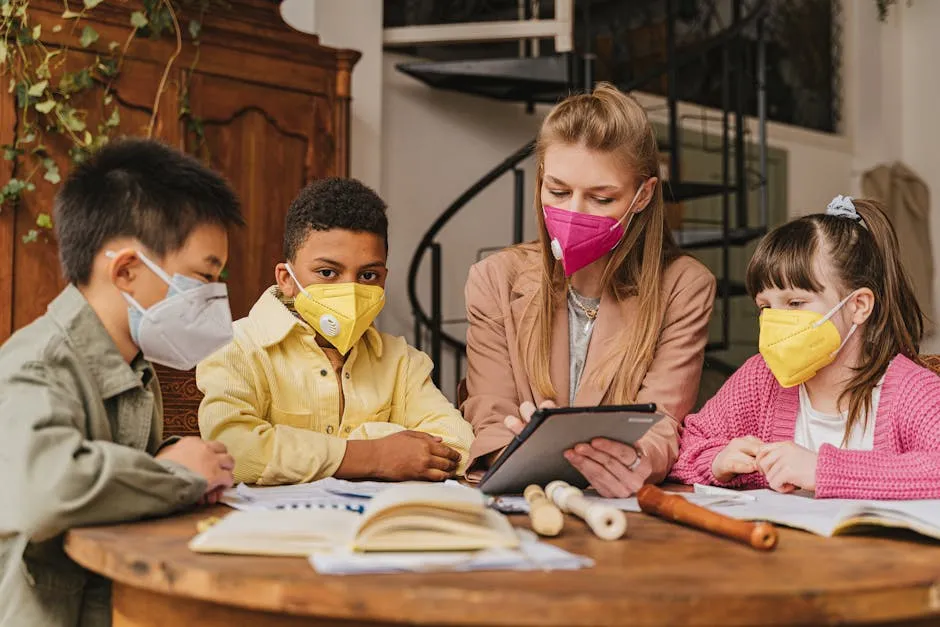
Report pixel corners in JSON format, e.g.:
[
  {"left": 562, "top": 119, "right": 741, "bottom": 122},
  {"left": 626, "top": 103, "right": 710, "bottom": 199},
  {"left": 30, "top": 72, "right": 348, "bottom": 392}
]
[{"left": 188, "top": 74, "right": 322, "bottom": 319}]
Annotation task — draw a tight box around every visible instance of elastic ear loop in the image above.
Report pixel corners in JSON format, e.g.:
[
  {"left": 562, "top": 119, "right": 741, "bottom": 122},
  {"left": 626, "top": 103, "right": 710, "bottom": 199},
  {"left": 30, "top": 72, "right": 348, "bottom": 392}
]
[
  {"left": 284, "top": 262, "right": 312, "bottom": 299},
  {"left": 607, "top": 183, "right": 647, "bottom": 233},
  {"left": 812, "top": 291, "right": 859, "bottom": 357},
  {"left": 104, "top": 250, "right": 166, "bottom": 313}
]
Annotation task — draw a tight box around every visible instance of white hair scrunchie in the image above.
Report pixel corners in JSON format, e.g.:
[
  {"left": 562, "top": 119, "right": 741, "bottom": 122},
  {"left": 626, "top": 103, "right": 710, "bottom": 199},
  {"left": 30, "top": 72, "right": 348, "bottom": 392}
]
[{"left": 826, "top": 195, "right": 862, "bottom": 222}]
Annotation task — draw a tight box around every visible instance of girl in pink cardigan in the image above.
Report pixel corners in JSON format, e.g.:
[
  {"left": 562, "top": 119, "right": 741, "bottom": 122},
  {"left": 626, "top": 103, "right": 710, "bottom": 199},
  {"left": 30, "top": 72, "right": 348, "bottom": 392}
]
[{"left": 671, "top": 196, "right": 940, "bottom": 500}]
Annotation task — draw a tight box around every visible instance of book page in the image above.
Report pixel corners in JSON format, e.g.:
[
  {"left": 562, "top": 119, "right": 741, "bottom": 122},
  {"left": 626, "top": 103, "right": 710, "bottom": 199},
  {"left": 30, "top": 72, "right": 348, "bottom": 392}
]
[
  {"left": 189, "top": 509, "right": 358, "bottom": 556},
  {"left": 704, "top": 490, "right": 940, "bottom": 539},
  {"left": 358, "top": 483, "right": 485, "bottom": 530}
]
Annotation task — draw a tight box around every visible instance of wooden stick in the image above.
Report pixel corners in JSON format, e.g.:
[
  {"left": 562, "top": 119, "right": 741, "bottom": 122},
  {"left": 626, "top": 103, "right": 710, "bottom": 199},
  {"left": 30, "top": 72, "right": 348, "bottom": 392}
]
[
  {"left": 523, "top": 484, "right": 564, "bottom": 537},
  {"left": 545, "top": 480, "right": 627, "bottom": 541},
  {"left": 637, "top": 485, "right": 778, "bottom": 551}
]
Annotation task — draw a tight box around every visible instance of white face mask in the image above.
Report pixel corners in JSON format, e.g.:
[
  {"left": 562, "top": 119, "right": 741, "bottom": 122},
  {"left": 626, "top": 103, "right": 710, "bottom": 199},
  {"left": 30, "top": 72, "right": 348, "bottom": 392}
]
[{"left": 107, "top": 250, "right": 234, "bottom": 370}]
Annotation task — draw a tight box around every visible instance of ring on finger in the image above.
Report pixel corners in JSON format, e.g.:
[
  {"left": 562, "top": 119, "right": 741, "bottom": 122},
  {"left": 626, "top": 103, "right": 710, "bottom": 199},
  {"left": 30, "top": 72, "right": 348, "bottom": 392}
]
[{"left": 626, "top": 448, "right": 644, "bottom": 472}]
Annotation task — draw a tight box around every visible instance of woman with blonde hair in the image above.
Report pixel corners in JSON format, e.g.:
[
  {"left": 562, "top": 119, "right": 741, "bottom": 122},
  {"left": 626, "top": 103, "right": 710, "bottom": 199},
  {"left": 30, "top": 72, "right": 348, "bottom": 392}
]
[{"left": 462, "top": 82, "right": 716, "bottom": 496}]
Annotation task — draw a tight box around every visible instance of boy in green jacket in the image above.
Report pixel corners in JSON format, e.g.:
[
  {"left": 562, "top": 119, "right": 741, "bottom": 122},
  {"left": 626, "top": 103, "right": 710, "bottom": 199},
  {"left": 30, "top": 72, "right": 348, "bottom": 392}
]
[{"left": 0, "top": 138, "right": 242, "bottom": 626}]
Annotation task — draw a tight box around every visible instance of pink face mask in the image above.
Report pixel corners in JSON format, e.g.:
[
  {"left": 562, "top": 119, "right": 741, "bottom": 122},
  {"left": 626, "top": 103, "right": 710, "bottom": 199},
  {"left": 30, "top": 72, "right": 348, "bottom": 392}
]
[{"left": 543, "top": 184, "right": 646, "bottom": 276}]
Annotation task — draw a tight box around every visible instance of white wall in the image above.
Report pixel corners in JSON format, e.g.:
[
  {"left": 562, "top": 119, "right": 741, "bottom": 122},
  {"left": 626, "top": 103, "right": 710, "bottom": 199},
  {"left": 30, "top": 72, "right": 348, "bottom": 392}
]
[
  {"left": 381, "top": 52, "right": 547, "bottom": 341},
  {"left": 898, "top": 1, "right": 940, "bottom": 351}
]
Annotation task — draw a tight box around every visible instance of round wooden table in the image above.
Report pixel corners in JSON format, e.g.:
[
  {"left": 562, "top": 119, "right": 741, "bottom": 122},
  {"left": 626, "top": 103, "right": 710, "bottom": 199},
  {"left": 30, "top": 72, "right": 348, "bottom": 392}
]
[{"left": 65, "top": 504, "right": 940, "bottom": 626}]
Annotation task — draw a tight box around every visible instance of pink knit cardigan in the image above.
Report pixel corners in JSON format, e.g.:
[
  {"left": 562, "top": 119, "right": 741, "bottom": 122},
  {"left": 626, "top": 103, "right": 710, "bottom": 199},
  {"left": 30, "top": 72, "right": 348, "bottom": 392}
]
[{"left": 670, "top": 354, "right": 940, "bottom": 499}]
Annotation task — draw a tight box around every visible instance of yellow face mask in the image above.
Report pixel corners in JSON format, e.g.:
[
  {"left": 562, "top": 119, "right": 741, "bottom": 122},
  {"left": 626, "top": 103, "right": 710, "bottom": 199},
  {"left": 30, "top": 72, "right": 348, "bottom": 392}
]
[
  {"left": 285, "top": 263, "right": 385, "bottom": 355},
  {"left": 758, "top": 292, "right": 858, "bottom": 388}
]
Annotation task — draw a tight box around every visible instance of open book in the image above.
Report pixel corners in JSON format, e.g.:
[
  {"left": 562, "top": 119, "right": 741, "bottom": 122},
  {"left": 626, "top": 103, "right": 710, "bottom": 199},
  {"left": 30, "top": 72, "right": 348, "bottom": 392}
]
[
  {"left": 704, "top": 489, "right": 940, "bottom": 540},
  {"left": 190, "top": 483, "right": 520, "bottom": 557}
]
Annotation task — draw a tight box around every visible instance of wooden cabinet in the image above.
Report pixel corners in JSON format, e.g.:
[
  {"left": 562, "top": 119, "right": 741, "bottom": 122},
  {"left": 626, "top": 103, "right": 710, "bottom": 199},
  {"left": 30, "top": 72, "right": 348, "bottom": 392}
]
[
  {"left": 0, "top": 0, "right": 359, "bottom": 338},
  {"left": 0, "top": 0, "right": 359, "bottom": 436}
]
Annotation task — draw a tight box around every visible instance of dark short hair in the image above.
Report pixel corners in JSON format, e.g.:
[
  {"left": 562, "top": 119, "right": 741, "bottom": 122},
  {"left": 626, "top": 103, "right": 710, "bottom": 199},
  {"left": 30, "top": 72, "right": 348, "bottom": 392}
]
[
  {"left": 53, "top": 138, "right": 243, "bottom": 285},
  {"left": 283, "top": 177, "right": 388, "bottom": 261}
]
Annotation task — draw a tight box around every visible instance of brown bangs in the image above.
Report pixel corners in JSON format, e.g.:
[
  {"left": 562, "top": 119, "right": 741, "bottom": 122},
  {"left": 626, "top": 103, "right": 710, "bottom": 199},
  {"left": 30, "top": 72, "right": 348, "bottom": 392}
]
[{"left": 745, "top": 218, "right": 823, "bottom": 297}]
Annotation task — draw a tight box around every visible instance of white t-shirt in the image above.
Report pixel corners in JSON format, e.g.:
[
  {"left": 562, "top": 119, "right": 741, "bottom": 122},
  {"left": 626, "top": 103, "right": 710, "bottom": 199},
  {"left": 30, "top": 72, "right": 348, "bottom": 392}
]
[{"left": 793, "top": 378, "right": 882, "bottom": 452}]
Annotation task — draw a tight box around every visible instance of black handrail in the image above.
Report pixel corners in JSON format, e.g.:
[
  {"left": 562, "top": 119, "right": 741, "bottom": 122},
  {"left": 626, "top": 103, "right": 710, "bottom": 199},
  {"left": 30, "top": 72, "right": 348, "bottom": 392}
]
[
  {"left": 406, "top": 0, "right": 770, "bottom": 357},
  {"left": 408, "top": 140, "right": 536, "bottom": 353}
]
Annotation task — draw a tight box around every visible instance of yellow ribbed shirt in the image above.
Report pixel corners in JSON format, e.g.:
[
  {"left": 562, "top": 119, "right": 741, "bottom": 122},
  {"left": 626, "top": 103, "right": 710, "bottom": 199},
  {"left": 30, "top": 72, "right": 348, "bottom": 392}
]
[{"left": 196, "top": 287, "right": 474, "bottom": 484}]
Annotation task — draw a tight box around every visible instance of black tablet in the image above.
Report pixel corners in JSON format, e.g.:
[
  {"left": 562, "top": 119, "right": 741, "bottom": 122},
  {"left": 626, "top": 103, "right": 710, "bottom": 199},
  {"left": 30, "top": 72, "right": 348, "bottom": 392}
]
[{"left": 478, "top": 404, "right": 663, "bottom": 495}]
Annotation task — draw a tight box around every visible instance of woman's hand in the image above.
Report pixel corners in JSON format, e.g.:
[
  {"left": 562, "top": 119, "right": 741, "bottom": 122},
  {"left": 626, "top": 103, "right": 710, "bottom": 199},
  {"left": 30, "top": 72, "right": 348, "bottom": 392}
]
[
  {"left": 503, "top": 400, "right": 557, "bottom": 435},
  {"left": 565, "top": 439, "right": 652, "bottom": 498},
  {"left": 504, "top": 401, "right": 651, "bottom": 497}
]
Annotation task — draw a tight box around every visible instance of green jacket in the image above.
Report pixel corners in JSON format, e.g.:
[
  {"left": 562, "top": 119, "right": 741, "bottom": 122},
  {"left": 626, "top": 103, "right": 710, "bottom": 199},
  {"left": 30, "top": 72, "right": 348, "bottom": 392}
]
[{"left": 0, "top": 286, "right": 206, "bottom": 627}]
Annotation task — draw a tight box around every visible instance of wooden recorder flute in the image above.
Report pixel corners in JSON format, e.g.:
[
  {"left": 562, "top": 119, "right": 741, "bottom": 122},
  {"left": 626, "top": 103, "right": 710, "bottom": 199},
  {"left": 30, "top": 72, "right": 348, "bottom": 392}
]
[
  {"left": 636, "top": 485, "right": 778, "bottom": 551},
  {"left": 523, "top": 484, "right": 564, "bottom": 537},
  {"left": 546, "top": 480, "right": 627, "bottom": 541}
]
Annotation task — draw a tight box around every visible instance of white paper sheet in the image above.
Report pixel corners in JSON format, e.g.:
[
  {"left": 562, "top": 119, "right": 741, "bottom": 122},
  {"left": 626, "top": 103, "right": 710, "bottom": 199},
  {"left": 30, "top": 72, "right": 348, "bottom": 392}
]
[{"left": 309, "top": 531, "right": 593, "bottom": 575}]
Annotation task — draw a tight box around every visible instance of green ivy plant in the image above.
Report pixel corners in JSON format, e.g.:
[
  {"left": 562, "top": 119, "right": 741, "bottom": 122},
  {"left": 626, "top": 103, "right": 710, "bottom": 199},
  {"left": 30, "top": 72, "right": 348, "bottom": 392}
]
[{"left": 0, "top": 0, "right": 224, "bottom": 243}]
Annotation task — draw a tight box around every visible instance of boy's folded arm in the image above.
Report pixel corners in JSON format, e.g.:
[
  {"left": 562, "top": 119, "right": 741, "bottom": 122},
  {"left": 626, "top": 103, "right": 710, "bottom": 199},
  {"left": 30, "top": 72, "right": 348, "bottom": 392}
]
[
  {"left": 1, "top": 363, "right": 206, "bottom": 543},
  {"left": 197, "top": 343, "right": 346, "bottom": 485},
  {"left": 387, "top": 345, "right": 475, "bottom": 475}
]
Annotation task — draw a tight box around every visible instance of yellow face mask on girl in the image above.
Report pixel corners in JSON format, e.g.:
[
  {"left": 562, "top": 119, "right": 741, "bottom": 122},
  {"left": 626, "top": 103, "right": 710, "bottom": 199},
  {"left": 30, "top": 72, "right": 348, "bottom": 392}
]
[
  {"left": 758, "top": 292, "right": 858, "bottom": 388},
  {"left": 285, "top": 263, "right": 385, "bottom": 355}
]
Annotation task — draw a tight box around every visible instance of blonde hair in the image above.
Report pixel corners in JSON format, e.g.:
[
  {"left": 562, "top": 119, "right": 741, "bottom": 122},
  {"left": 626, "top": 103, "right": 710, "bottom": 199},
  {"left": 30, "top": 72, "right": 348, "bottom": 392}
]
[
  {"left": 520, "top": 82, "right": 681, "bottom": 402},
  {"left": 746, "top": 198, "right": 924, "bottom": 442}
]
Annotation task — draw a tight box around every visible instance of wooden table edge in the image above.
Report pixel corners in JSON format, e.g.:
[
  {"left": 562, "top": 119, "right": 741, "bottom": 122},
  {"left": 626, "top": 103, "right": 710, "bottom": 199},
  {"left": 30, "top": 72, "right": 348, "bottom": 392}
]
[{"left": 64, "top": 510, "right": 940, "bottom": 626}]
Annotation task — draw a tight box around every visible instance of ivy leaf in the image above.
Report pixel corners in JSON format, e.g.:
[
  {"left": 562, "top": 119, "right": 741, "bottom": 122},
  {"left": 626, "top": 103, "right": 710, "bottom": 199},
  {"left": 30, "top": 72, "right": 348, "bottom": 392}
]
[
  {"left": 83, "top": 130, "right": 93, "bottom": 145},
  {"left": 27, "top": 80, "right": 47, "bottom": 97},
  {"left": 3, "top": 178, "right": 28, "bottom": 199},
  {"left": 8, "top": 78, "right": 15, "bottom": 93},
  {"left": 3, "top": 146, "right": 18, "bottom": 160},
  {"left": 60, "top": 107, "right": 86, "bottom": 132},
  {"left": 42, "top": 159, "right": 60, "bottom": 184},
  {"left": 0, "top": 42, "right": 7, "bottom": 65},
  {"left": 188, "top": 20, "right": 201, "bottom": 40},
  {"left": 130, "top": 11, "right": 148, "bottom": 29},
  {"left": 96, "top": 58, "right": 119, "bottom": 78},
  {"left": 83, "top": 0, "right": 104, "bottom": 8},
  {"left": 35, "top": 98, "right": 57, "bottom": 114},
  {"left": 106, "top": 108, "right": 120, "bottom": 128},
  {"left": 103, "top": 93, "right": 113, "bottom": 105},
  {"left": 79, "top": 25, "right": 98, "bottom": 48},
  {"left": 1, "top": 4, "right": 11, "bottom": 18},
  {"left": 108, "top": 40, "right": 119, "bottom": 52},
  {"left": 52, "top": 24, "right": 62, "bottom": 33},
  {"left": 21, "top": 230, "right": 38, "bottom": 244},
  {"left": 61, "top": 9, "right": 81, "bottom": 19},
  {"left": 59, "top": 68, "right": 93, "bottom": 94},
  {"left": 14, "top": 82, "right": 28, "bottom": 108},
  {"left": 32, "top": 24, "right": 41, "bottom": 40},
  {"left": 36, "top": 213, "right": 53, "bottom": 229}
]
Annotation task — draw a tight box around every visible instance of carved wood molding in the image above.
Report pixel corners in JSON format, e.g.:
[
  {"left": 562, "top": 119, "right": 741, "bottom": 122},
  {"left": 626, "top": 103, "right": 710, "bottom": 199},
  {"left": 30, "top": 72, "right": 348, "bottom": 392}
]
[
  {"left": 153, "top": 364, "right": 203, "bottom": 438},
  {"left": 25, "top": 1, "right": 360, "bottom": 93}
]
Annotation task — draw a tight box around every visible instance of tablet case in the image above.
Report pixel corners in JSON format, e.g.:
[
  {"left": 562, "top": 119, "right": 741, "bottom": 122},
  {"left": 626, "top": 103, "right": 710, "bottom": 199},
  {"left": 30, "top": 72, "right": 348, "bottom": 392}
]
[{"left": 478, "top": 404, "right": 663, "bottom": 495}]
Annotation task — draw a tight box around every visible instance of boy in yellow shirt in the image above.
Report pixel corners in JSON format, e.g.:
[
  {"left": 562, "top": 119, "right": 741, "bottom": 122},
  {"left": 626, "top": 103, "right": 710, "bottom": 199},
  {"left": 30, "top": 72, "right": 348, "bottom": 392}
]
[{"left": 197, "top": 178, "right": 473, "bottom": 484}]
